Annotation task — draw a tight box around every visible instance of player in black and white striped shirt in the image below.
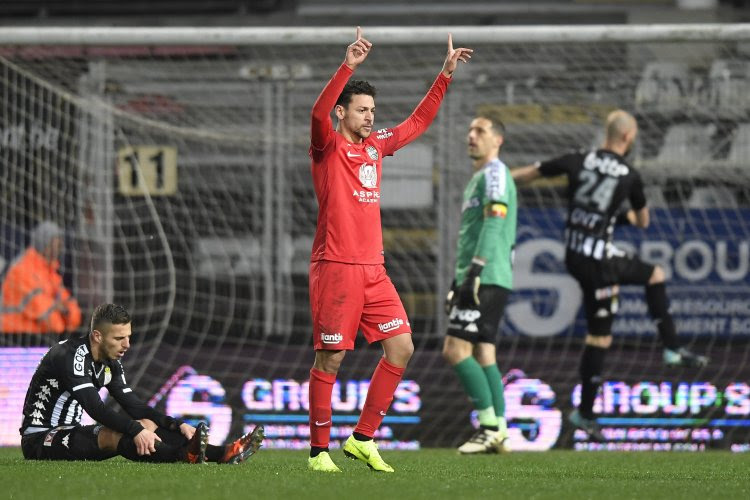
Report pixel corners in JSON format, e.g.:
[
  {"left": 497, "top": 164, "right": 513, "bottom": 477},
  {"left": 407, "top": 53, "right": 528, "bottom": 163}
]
[
  {"left": 512, "top": 110, "right": 708, "bottom": 440},
  {"left": 20, "top": 303, "right": 263, "bottom": 463}
]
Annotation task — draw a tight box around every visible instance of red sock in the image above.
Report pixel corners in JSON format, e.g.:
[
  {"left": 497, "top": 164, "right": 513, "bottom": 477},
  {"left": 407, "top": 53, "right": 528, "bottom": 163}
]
[
  {"left": 309, "top": 368, "right": 336, "bottom": 448},
  {"left": 354, "top": 357, "right": 405, "bottom": 438}
]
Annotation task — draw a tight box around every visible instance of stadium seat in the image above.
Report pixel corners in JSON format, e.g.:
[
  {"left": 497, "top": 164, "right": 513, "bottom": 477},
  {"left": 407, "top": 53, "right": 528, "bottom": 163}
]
[
  {"left": 726, "top": 123, "right": 750, "bottom": 165},
  {"left": 687, "top": 186, "right": 739, "bottom": 208},
  {"left": 707, "top": 59, "right": 750, "bottom": 110},
  {"left": 652, "top": 124, "right": 715, "bottom": 173},
  {"left": 635, "top": 62, "right": 691, "bottom": 112},
  {"left": 643, "top": 185, "right": 668, "bottom": 208}
]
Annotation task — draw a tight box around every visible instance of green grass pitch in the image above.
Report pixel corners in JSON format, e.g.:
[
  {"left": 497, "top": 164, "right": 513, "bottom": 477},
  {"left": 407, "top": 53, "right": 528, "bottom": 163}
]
[{"left": 2, "top": 447, "right": 748, "bottom": 499}]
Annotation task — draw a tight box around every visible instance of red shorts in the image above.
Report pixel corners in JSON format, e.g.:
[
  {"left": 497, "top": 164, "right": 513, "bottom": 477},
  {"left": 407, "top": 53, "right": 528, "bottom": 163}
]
[{"left": 309, "top": 261, "right": 411, "bottom": 350}]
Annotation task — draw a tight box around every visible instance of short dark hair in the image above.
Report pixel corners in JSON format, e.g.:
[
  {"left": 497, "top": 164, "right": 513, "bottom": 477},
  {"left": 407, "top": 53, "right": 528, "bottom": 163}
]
[
  {"left": 477, "top": 113, "right": 506, "bottom": 137},
  {"left": 91, "top": 303, "right": 131, "bottom": 333},
  {"left": 335, "top": 80, "right": 376, "bottom": 108}
]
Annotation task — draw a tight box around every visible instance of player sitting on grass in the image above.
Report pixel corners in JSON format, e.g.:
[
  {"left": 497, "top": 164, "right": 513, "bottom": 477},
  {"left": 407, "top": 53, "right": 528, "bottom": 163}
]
[{"left": 19, "top": 303, "right": 264, "bottom": 463}]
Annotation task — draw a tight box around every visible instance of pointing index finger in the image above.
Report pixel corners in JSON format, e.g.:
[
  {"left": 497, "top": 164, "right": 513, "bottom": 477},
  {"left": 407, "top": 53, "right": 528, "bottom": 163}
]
[
  {"left": 356, "top": 26, "right": 362, "bottom": 40},
  {"left": 448, "top": 33, "right": 453, "bottom": 52}
]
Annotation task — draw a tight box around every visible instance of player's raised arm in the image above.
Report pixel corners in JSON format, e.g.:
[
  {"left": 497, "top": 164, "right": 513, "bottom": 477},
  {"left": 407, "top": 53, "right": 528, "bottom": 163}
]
[
  {"left": 442, "top": 33, "right": 473, "bottom": 78},
  {"left": 311, "top": 27, "right": 372, "bottom": 153},
  {"left": 383, "top": 34, "right": 473, "bottom": 154},
  {"left": 344, "top": 26, "right": 372, "bottom": 71}
]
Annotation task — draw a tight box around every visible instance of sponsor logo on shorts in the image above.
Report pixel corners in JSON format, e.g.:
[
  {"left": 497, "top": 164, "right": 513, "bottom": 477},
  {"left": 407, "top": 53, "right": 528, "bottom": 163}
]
[
  {"left": 464, "top": 323, "right": 479, "bottom": 333},
  {"left": 62, "top": 435, "right": 70, "bottom": 448},
  {"left": 321, "top": 332, "right": 343, "bottom": 344},
  {"left": 43, "top": 429, "right": 58, "bottom": 447},
  {"left": 73, "top": 344, "right": 89, "bottom": 376},
  {"left": 448, "top": 307, "right": 482, "bottom": 323},
  {"left": 378, "top": 318, "right": 404, "bottom": 333}
]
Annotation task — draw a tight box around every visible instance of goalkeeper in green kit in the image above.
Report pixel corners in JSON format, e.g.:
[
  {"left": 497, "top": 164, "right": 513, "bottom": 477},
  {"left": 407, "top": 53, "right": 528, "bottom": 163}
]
[{"left": 442, "top": 114, "right": 516, "bottom": 454}]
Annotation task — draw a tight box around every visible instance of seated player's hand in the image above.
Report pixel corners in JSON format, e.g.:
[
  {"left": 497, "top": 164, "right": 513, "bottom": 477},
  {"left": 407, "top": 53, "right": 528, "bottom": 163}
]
[
  {"left": 179, "top": 422, "right": 197, "bottom": 440},
  {"left": 134, "top": 428, "right": 162, "bottom": 456}
]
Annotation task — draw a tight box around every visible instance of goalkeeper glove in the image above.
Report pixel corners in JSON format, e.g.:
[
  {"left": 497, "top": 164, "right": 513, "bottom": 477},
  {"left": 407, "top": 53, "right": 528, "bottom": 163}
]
[
  {"left": 444, "top": 280, "right": 457, "bottom": 315},
  {"left": 457, "top": 260, "right": 484, "bottom": 308}
]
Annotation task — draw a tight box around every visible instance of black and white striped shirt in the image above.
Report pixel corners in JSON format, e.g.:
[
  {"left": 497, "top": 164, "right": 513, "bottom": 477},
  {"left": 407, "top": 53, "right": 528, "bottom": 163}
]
[
  {"left": 538, "top": 149, "right": 647, "bottom": 260},
  {"left": 20, "top": 335, "right": 176, "bottom": 437}
]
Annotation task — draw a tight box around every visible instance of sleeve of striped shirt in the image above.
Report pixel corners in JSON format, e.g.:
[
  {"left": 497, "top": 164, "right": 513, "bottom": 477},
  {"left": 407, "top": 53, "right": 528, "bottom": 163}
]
[
  {"left": 107, "top": 360, "right": 178, "bottom": 430},
  {"left": 60, "top": 352, "right": 144, "bottom": 437}
]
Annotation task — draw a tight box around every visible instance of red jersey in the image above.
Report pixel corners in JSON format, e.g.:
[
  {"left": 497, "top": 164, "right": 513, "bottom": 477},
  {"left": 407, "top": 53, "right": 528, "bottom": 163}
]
[{"left": 310, "top": 63, "right": 451, "bottom": 264}]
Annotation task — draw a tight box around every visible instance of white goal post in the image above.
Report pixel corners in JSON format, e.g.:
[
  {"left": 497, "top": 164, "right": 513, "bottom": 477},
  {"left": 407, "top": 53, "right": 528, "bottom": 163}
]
[
  {"left": 1, "top": 24, "right": 749, "bottom": 451},
  {"left": 1, "top": 24, "right": 750, "bottom": 45}
]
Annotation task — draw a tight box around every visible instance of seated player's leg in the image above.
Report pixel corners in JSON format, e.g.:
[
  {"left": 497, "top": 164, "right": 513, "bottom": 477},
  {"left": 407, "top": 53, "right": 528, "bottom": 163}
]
[
  {"left": 135, "top": 418, "right": 191, "bottom": 455},
  {"left": 307, "top": 260, "right": 363, "bottom": 472},
  {"left": 343, "top": 264, "right": 412, "bottom": 472},
  {"left": 21, "top": 424, "right": 119, "bottom": 461},
  {"left": 114, "top": 422, "right": 208, "bottom": 464},
  {"left": 213, "top": 424, "right": 265, "bottom": 464}
]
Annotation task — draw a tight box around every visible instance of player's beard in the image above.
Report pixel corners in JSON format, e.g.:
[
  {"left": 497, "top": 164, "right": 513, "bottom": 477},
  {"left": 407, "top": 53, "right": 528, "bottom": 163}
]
[{"left": 356, "top": 125, "right": 372, "bottom": 140}]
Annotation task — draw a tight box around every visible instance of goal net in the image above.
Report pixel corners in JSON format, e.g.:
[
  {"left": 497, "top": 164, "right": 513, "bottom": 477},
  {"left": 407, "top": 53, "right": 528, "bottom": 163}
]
[{"left": 1, "top": 25, "right": 749, "bottom": 452}]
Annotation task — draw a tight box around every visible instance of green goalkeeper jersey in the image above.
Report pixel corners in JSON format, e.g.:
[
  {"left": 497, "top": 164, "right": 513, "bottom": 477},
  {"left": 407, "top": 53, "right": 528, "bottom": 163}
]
[{"left": 454, "top": 157, "right": 517, "bottom": 289}]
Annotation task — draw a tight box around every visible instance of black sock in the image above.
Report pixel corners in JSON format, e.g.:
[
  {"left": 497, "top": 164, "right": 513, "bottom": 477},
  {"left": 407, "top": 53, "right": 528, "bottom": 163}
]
[
  {"left": 480, "top": 425, "right": 499, "bottom": 432},
  {"left": 116, "top": 436, "right": 182, "bottom": 463},
  {"left": 206, "top": 444, "right": 223, "bottom": 462},
  {"left": 646, "top": 283, "right": 680, "bottom": 349},
  {"left": 310, "top": 446, "right": 329, "bottom": 458},
  {"left": 155, "top": 428, "right": 188, "bottom": 448},
  {"left": 579, "top": 344, "right": 607, "bottom": 420},
  {"left": 352, "top": 432, "right": 372, "bottom": 442}
]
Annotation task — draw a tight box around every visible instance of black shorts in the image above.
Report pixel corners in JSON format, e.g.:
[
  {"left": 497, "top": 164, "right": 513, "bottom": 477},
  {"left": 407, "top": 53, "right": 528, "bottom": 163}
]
[
  {"left": 21, "top": 425, "right": 116, "bottom": 461},
  {"left": 566, "top": 250, "right": 654, "bottom": 336},
  {"left": 445, "top": 285, "right": 510, "bottom": 344}
]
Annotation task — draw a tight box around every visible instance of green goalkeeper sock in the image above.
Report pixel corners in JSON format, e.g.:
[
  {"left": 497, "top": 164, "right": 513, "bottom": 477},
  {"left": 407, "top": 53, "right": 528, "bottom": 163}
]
[
  {"left": 482, "top": 363, "right": 506, "bottom": 418},
  {"left": 477, "top": 407, "right": 498, "bottom": 428},
  {"left": 497, "top": 416, "right": 508, "bottom": 436},
  {"left": 453, "top": 357, "right": 495, "bottom": 425}
]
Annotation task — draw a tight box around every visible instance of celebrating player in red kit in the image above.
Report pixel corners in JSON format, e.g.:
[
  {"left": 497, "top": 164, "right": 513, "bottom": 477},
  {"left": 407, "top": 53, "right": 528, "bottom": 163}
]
[{"left": 307, "top": 27, "right": 472, "bottom": 472}]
